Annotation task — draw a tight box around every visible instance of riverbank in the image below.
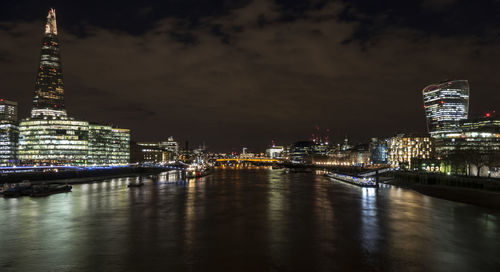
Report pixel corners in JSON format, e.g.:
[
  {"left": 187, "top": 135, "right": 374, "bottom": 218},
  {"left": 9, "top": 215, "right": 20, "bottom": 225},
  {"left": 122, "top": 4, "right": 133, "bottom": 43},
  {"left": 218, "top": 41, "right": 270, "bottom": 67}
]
[
  {"left": 388, "top": 173, "right": 500, "bottom": 210},
  {"left": 0, "top": 166, "right": 170, "bottom": 184},
  {"left": 29, "top": 173, "right": 148, "bottom": 185}
]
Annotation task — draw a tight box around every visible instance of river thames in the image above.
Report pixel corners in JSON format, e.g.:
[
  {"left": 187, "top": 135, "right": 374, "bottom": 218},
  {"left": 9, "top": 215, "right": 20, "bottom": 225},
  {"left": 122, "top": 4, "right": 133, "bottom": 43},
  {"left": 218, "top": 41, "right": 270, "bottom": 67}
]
[{"left": 1, "top": 168, "right": 500, "bottom": 271}]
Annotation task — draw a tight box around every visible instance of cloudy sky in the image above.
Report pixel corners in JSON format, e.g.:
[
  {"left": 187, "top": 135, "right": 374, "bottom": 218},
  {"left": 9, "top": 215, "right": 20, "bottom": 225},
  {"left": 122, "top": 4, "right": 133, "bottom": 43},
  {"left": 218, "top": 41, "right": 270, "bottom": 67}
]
[{"left": 1, "top": 0, "right": 499, "bottom": 152}]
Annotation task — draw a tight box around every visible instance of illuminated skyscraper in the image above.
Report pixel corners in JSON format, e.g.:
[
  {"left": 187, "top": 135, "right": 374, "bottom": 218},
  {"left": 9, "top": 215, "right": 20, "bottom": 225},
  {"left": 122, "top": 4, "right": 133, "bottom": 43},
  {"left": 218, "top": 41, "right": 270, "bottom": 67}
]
[
  {"left": 32, "top": 8, "right": 66, "bottom": 118},
  {"left": 18, "top": 9, "right": 89, "bottom": 166},
  {"left": 422, "top": 80, "right": 470, "bottom": 137},
  {"left": 0, "top": 99, "right": 19, "bottom": 166},
  {"left": 17, "top": 9, "right": 130, "bottom": 166}
]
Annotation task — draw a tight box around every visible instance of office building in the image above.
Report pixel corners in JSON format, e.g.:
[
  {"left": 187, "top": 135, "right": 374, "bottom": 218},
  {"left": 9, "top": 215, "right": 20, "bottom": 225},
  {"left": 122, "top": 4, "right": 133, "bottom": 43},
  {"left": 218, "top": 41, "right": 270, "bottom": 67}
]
[
  {"left": 18, "top": 118, "right": 89, "bottom": 165},
  {"left": 18, "top": 9, "right": 90, "bottom": 166},
  {"left": 422, "top": 80, "right": 469, "bottom": 137},
  {"left": 111, "top": 128, "right": 130, "bottom": 165},
  {"left": 433, "top": 114, "right": 500, "bottom": 176},
  {"left": 369, "top": 138, "right": 388, "bottom": 164},
  {"left": 17, "top": 9, "right": 130, "bottom": 166},
  {"left": 88, "top": 124, "right": 113, "bottom": 165},
  {"left": 0, "top": 99, "right": 19, "bottom": 166},
  {"left": 0, "top": 99, "right": 17, "bottom": 122},
  {"left": 133, "top": 137, "right": 179, "bottom": 163},
  {"left": 88, "top": 125, "right": 130, "bottom": 165},
  {"left": 266, "top": 146, "right": 284, "bottom": 159},
  {"left": 388, "top": 134, "right": 432, "bottom": 169}
]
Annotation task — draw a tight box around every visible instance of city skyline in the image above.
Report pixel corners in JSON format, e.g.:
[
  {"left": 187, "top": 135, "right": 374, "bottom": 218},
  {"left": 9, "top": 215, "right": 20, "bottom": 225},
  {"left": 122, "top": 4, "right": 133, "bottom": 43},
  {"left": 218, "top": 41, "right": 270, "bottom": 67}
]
[
  {"left": 14, "top": 10, "right": 130, "bottom": 166},
  {"left": 1, "top": 4, "right": 500, "bottom": 271},
  {"left": 1, "top": 1, "right": 499, "bottom": 152}
]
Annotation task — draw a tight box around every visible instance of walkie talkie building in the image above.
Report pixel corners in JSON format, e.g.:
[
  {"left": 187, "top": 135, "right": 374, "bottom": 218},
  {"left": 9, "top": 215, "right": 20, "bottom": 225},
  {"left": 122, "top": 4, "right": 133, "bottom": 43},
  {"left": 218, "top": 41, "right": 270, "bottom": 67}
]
[{"left": 422, "top": 80, "right": 470, "bottom": 137}]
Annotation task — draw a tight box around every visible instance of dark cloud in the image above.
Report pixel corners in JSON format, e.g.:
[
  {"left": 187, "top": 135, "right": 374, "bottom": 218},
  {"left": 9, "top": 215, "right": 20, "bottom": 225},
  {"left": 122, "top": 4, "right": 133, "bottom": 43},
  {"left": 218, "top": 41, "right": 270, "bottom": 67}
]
[
  {"left": 0, "top": 0, "right": 252, "bottom": 36},
  {"left": 0, "top": 50, "right": 12, "bottom": 63},
  {"left": 337, "top": 0, "right": 500, "bottom": 43},
  {"left": 0, "top": 0, "right": 499, "bottom": 151}
]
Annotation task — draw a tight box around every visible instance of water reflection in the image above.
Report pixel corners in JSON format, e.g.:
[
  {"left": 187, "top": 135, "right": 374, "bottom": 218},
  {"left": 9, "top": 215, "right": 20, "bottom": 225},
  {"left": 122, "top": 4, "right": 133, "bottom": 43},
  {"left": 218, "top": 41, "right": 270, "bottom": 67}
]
[
  {"left": 361, "top": 187, "right": 378, "bottom": 254},
  {"left": 267, "top": 168, "right": 288, "bottom": 264},
  {"left": 1, "top": 169, "right": 500, "bottom": 271}
]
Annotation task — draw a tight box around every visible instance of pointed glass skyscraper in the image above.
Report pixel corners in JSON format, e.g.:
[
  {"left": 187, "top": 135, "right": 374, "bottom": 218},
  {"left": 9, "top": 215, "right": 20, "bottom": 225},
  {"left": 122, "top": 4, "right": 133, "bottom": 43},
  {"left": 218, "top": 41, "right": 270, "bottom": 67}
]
[
  {"left": 17, "top": 9, "right": 130, "bottom": 166},
  {"left": 18, "top": 9, "right": 89, "bottom": 166},
  {"left": 32, "top": 9, "right": 66, "bottom": 117}
]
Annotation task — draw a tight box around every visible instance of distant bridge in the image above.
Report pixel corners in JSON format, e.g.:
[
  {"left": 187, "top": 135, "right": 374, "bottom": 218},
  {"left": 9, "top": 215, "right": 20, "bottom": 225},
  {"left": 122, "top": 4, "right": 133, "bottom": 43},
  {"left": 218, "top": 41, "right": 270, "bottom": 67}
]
[{"left": 215, "top": 158, "right": 280, "bottom": 163}]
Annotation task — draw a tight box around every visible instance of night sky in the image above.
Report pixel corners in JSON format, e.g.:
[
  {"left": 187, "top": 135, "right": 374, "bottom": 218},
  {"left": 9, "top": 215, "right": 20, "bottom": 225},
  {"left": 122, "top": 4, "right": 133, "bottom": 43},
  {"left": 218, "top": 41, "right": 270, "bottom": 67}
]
[{"left": 1, "top": 0, "right": 499, "bottom": 152}]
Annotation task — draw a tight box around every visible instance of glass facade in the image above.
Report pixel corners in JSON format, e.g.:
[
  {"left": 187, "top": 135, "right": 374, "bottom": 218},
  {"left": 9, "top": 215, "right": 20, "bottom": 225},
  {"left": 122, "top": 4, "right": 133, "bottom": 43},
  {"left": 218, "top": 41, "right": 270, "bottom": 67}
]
[
  {"left": 0, "top": 99, "right": 19, "bottom": 166},
  {"left": 435, "top": 115, "right": 500, "bottom": 158},
  {"left": 16, "top": 9, "right": 131, "bottom": 167},
  {"left": 0, "top": 99, "right": 18, "bottom": 122},
  {"left": 422, "top": 80, "right": 469, "bottom": 137},
  {"left": 388, "top": 134, "right": 432, "bottom": 169},
  {"left": 32, "top": 9, "right": 66, "bottom": 118},
  {"left": 88, "top": 124, "right": 113, "bottom": 165},
  {"left": 0, "top": 123, "right": 18, "bottom": 166},
  {"left": 18, "top": 117, "right": 89, "bottom": 165},
  {"left": 88, "top": 125, "right": 130, "bottom": 165},
  {"left": 111, "top": 128, "right": 130, "bottom": 165},
  {"left": 134, "top": 137, "right": 178, "bottom": 163},
  {"left": 369, "top": 138, "right": 388, "bottom": 164}
]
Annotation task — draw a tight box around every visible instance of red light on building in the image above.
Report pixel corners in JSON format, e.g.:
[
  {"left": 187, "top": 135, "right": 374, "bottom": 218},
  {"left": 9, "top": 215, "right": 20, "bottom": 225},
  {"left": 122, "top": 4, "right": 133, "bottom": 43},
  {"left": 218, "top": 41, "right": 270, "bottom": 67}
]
[
  {"left": 486, "top": 113, "right": 491, "bottom": 117},
  {"left": 440, "top": 101, "right": 444, "bottom": 104}
]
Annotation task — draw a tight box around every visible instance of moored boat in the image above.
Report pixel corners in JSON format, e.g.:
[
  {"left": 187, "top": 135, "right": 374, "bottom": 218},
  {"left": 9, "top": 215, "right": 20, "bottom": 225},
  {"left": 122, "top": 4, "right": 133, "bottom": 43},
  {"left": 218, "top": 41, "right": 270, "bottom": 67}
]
[
  {"left": 326, "top": 172, "right": 378, "bottom": 188},
  {"left": 127, "top": 182, "right": 144, "bottom": 188},
  {"left": 2, "top": 181, "right": 32, "bottom": 198},
  {"left": 185, "top": 162, "right": 211, "bottom": 178},
  {"left": 30, "top": 184, "right": 72, "bottom": 197}
]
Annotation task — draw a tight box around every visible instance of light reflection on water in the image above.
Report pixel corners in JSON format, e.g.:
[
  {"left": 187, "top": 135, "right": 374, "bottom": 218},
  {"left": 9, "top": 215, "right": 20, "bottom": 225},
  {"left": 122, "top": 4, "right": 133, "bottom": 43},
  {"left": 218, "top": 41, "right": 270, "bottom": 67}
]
[
  {"left": 361, "top": 187, "right": 378, "bottom": 254},
  {"left": 1, "top": 169, "right": 500, "bottom": 271}
]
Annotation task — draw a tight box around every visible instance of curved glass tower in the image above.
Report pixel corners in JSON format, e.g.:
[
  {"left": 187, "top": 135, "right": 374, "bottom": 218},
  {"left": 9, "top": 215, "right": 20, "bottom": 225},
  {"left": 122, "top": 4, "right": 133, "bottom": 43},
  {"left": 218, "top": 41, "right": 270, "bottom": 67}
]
[{"left": 422, "top": 80, "right": 470, "bottom": 137}]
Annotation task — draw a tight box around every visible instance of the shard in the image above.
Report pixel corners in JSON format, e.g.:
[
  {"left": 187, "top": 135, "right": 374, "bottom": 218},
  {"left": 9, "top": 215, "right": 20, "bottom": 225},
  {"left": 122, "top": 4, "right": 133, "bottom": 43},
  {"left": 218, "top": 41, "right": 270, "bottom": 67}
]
[{"left": 32, "top": 8, "right": 66, "bottom": 117}]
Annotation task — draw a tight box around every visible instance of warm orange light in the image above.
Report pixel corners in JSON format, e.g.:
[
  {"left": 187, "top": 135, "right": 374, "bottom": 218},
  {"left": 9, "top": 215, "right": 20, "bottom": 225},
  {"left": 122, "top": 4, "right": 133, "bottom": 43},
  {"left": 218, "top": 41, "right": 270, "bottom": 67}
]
[{"left": 215, "top": 158, "right": 279, "bottom": 162}]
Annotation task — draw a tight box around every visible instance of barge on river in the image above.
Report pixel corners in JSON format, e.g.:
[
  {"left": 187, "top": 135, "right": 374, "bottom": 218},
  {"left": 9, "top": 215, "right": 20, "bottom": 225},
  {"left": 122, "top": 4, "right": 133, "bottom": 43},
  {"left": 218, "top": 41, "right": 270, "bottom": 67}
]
[{"left": 326, "top": 172, "right": 378, "bottom": 188}]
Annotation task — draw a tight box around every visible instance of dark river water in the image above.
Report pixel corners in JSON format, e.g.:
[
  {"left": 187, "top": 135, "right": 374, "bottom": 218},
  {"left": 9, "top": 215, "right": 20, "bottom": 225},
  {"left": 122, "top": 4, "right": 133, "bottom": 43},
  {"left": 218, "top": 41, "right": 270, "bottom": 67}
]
[{"left": 1, "top": 168, "right": 500, "bottom": 271}]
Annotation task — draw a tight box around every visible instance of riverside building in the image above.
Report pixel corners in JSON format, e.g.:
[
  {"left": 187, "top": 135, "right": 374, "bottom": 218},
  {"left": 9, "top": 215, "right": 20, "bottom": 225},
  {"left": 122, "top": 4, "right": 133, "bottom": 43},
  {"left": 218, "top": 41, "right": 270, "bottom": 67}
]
[
  {"left": 86, "top": 125, "right": 130, "bottom": 166},
  {"left": 422, "top": 80, "right": 470, "bottom": 137},
  {"left": 388, "top": 134, "right": 432, "bottom": 169},
  {"left": 110, "top": 128, "right": 130, "bottom": 165},
  {"left": 0, "top": 99, "right": 19, "bottom": 166},
  {"left": 17, "top": 9, "right": 129, "bottom": 166},
  {"left": 422, "top": 80, "right": 499, "bottom": 176},
  {"left": 435, "top": 114, "right": 500, "bottom": 176},
  {"left": 369, "top": 138, "right": 388, "bottom": 165},
  {"left": 133, "top": 137, "right": 179, "bottom": 163}
]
